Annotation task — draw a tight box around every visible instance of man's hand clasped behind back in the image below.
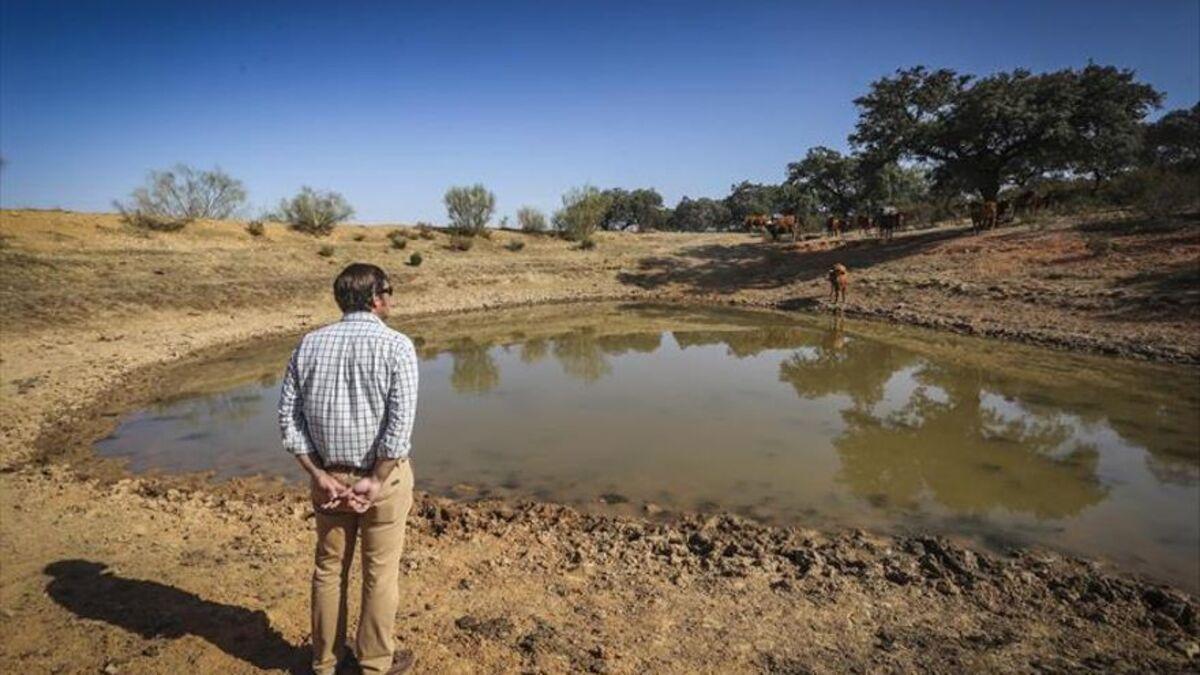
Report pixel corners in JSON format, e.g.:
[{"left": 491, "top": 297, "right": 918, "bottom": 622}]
[{"left": 313, "top": 470, "right": 381, "bottom": 514}]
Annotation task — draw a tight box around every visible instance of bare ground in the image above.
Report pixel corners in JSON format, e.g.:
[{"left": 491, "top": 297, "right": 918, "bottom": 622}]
[{"left": 1, "top": 209, "right": 1197, "bottom": 673}]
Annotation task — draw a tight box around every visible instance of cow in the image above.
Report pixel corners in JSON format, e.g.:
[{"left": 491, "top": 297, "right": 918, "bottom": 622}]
[
  {"left": 1013, "top": 190, "right": 1044, "bottom": 219},
  {"left": 877, "top": 211, "right": 904, "bottom": 241},
  {"left": 744, "top": 214, "right": 770, "bottom": 232},
  {"left": 969, "top": 200, "right": 998, "bottom": 234},
  {"left": 826, "top": 217, "right": 845, "bottom": 238},
  {"left": 855, "top": 214, "right": 874, "bottom": 235},
  {"left": 827, "top": 263, "right": 849, "bottom": 304},
  {"left": 767, "top": 214, "right": 798, "bottom": 242}
]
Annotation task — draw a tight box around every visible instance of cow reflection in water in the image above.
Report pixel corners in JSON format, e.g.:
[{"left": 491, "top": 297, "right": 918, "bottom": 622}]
[{"left": 778, "top": 328, "right": 1108, "bottom": 519}]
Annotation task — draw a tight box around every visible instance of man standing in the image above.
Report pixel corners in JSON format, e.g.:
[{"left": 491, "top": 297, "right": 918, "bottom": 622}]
[{"left": 279, "top": 263, "right": 419, "bottom": 675}]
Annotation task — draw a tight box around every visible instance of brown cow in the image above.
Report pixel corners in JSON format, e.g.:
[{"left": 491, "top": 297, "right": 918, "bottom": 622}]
[
  {"left": 855, "top": 214, "right": 873, "bottom": 234},
  {"left": 744, "top": 214, "right": 770, "bottom": 232},
  {"left": 827, "top": 263, "right": 849, "bottom": 304},
  {"left": 1013, "top": 190, "right": 1043, "bottom": 219},
  {"left": 768, "top": 214, "right": 798, "bottom": 241},
  {"left": 826, "top": 217, "right": 845, "bottom": 238},
  {"left": 969, "top": 200, "right": 998, "bottom": 234}
]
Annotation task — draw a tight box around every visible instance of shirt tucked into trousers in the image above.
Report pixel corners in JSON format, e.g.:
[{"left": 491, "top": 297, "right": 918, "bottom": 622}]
[{"left": 279, "top": 312, "right": 419, "bottom": 675}]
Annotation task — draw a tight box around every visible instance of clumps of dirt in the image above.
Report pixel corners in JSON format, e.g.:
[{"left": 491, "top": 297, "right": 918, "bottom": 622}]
[{"left": 408, "top": 492, "right": 1198, "bottom": 670}]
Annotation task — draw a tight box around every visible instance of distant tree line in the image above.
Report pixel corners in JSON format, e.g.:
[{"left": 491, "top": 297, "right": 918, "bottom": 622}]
[{"left": 112, "top": 62, "right": 1197, "bottom": 237}]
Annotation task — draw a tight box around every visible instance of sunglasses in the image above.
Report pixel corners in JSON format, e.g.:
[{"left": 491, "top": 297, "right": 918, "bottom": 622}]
[{"left": 379, "top": 286, "right": 393, "bottom": 296}]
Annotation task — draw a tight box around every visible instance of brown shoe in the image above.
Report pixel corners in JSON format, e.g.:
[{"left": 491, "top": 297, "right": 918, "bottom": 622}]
[{"left": 386, "top": 649, "right": 415, "bottom": 675}]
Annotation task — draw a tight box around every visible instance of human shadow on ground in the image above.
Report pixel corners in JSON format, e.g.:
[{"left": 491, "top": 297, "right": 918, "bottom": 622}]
[
  {"left": 44, "top": 560, "right": 305, "bottom": 672},
  {"left": 617, "top": 227, "right": 969, "bottom": 294}
]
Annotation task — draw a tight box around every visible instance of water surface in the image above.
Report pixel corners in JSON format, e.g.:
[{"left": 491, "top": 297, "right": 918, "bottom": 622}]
[{"left": 96, "top": 303, "right": 1200, "bottom": 589}]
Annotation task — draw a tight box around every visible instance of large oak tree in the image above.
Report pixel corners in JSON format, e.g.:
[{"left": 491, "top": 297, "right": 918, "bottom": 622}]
[{"left": 850, "top": 65, "right": 1161, "bottom": 201}]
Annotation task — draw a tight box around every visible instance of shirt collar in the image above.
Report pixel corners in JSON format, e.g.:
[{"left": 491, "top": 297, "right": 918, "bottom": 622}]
[{"left": 341, "top": 311, "right": 383, "bottom": 324}]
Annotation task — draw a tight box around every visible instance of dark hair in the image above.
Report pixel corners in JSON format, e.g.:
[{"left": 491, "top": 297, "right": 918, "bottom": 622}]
[{"left": 333, "top": 263, "right": 389, "bottom": 313}]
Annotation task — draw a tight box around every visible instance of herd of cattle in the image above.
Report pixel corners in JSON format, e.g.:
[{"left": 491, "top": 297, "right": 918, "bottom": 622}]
[
  {"left": 744, "top": 189, "right": 1052, "bottom": 242},
  {"left": 744, "top": 211, "right": 908, "bottom": 242}
]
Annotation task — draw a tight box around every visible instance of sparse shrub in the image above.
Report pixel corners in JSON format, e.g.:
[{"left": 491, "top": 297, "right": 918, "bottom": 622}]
[
  {"left": 245, "top": 220, "right": 265, "bottom": 237},
  {"left": 517, "top": 206, "right": 547, "bottom": 233},
  {"left": 505, "top": 239, "right": 525, "bottom": 252},
  {"left": 449, "top": 235, "right": 474, "bottom": 251},
  {"left": 554, "top": 185, "right": 611, "bottom": 243},
  {"left": 416, "top": 223, "right": 437, "bottom": 239},
  {"left": 277, "top": 186, "right": 354, "bottom": 236},
  {"left": 121, "top": 211, "right": 191, "bottom": 232},
  {"left": 318, "top": 245, "right": 335, "bottom": 257},
  {"left": 352, "top": 232, "right": 366, "bottom": 241},
  {"left": 388, "top": 230, "right": 409, "bottom": 249},
  {"left": 444, "top": 184, "right": 496, "bottom": 236},
  {"left": 408, "top": 252, "right": 423, "bottom": 266},
  {"left": 114, "top": 164, "right": 247, "bottom": 231},
  {"left": 578, "top": 238, "right": 597, "bottom": 250}
]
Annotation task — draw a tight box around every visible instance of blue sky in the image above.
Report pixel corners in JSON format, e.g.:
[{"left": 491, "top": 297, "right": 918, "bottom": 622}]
[{"left": 2, "top": 1, "right": 1197, "bottom": 223}]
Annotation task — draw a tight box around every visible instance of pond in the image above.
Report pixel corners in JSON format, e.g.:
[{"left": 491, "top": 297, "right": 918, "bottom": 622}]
[{"left": 96, "top": 303, "right": 1200, "bottom": 590}]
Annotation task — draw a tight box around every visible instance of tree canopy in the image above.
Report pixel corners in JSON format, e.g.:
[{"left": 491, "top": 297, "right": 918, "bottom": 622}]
[
  {"left": 1145, "top": 103, "right": 1200, "bottom": 171},
  {"left": 669, "top": 196, "right": 732, "bottom": 231},
  {"left": 600, "top": 188, "right": 666, "bottom": 231},
  {"left": 850, "top": 64, "right": 1162, "bottom": 200}
]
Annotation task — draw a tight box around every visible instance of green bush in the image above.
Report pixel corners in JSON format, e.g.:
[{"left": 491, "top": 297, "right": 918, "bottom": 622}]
[
  {"left": 505, "top": 239, "right": 525, "bottom": 252},
  {"left": 554, "top": 185, "right": 611, "bottom": 242},
  {"left": 517, "top": 206, "right": 547, "bottom": 233},
  {"left": 444, "top": 184, "right": 496, "bottom": 236},
  {"left": 245, "top": 220, "right": 265, "bottom": 237},
  {"left": 416, "top": 223, "right": 437, "bottom": 240},
  {"left": 408, "top": 252, "right": 423, "bottom": 266},
  {"left": 277, "top": 186, "right": 354, "bottom": 236},
  {"left": 387, "top": 230, "right": 409, "bottom": 249},
  {"left": 318, "top": 245, "right": 335, "bottom": 257}
]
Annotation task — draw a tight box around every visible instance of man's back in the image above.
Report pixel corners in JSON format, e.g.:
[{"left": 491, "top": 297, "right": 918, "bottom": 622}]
[{"left": 280, "top": 311, "right": 419, "bottom": 470}]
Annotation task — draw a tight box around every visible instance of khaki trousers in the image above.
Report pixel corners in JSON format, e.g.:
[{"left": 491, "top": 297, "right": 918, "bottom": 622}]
[{"left": 310, "top": 460, "right": 414, "bottom": 675}]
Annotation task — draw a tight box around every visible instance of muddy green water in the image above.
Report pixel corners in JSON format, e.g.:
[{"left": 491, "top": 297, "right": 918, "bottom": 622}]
[{"left": 96, "top": 303, "right": 1200, "bottom": 590}]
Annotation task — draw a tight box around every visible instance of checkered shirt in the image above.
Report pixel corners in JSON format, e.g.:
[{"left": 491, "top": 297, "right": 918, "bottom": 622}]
[{"left": 279, "top": 311, "right": 419, "bottom": 469}]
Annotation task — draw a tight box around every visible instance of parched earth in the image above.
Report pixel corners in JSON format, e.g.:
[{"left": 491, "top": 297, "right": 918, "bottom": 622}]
[{"left": 1, "top": 209, "right": 1198, "bottom": 673}]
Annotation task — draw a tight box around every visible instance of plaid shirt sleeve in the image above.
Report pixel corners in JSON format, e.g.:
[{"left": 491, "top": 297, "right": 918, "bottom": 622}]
[
  {"left": 278, "top": 345, "right": 316, "bottom": 456},
  {"left": 373, "top": 339, "right": 419, "bottom": 460}
]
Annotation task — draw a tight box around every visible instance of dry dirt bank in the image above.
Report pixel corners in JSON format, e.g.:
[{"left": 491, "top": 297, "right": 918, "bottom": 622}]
[{"left": 1, "top": 209, "right": 1198, "bottom": 673}]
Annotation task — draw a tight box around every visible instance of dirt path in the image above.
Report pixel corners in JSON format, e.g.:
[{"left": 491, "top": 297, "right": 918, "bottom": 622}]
[{"left": 1, "top": 209, "right": 1197, "bottom": 673}]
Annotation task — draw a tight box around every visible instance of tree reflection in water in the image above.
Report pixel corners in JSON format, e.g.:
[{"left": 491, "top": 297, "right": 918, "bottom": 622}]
[
  {"left": 551, "top": 327, "right": 611, "bottom": 383},
  {"left": 779, "top": 321, "right": 1109, "bottom": 519},
  {"left": 447, "top": 338, "right": 500, "bottom": 394}
]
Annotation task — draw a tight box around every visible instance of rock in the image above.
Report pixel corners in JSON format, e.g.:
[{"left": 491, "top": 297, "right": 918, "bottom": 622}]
[
  {"left": 454, "top": 614, "right": 513, "bottom": 640},
  {"left": 687, "top": 532, "right": 715, "bottom": 557},
  {"left": 643, "top": 502, "right": 664, "bottom": 516}
]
